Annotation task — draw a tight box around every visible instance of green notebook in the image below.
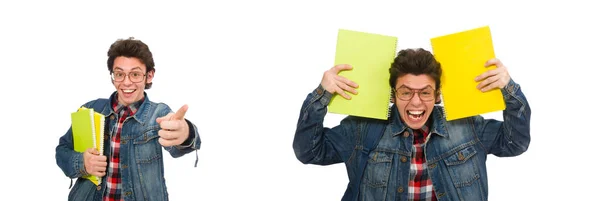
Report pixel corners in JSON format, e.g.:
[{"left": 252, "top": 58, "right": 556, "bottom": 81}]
[
  {"left": 328, "top": 29, "right": 397, "bottom": 120},
  {"left": 71, "top": 107, "right": 105, "bottom": 186}
]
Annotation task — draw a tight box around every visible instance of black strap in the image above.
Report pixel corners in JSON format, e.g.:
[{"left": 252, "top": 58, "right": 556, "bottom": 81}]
[
  {"left": 195, "top": 150, "right": 198, "bottom": 168},
  {"left": 351, "top": 122, "right": 386, "bottom": 200},
  {"left": 91, "top": 98, "right": 109, "bottom": 112}
]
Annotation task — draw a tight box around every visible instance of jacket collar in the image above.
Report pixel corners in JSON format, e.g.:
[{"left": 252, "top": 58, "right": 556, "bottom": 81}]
[{"left": 100, "top": 91, "right": 152, "bottom": 125}]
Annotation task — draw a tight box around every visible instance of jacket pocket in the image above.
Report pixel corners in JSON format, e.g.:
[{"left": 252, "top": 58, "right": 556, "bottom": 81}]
[
  {"left": 133, "top": 126, "right": 162, "bottom": 164},
  {"left": 360, "top": 151, "right": 393, "bottom": 201},
  {"left": 443, "top": 145, "right": 484, "bottom": 201}
]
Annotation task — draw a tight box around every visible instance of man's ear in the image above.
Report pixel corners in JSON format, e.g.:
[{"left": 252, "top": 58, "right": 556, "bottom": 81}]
[
  {"left": 146, "top": 70, "right": 155, "bottom": 83},
  {"left": 110, "top": 72, "right": 115, "bottom": 85},
  {"left": 435, "top": 91, "right": 442, "bottom": 104}
]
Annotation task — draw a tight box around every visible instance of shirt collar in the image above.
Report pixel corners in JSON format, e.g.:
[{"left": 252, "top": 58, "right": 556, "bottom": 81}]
[{"left": 111, "top": 95, "right": 144, "bottom": 115}]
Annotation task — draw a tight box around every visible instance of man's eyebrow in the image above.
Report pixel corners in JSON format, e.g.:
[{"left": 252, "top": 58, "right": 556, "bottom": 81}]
[
  {"left": 397, "top": 85, "right": 434, "bottom": 90},
  {"left": 113, "top": 67, "right": 143, "bottom": 71}
]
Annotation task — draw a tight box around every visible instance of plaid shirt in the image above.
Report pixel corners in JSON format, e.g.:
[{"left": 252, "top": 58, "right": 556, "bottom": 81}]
[
  {"left": 103, "top": 97, "right": 143, "bottom": 201},
  {"left": 408, "top": 125, "right": 437, "bottom": 201}
]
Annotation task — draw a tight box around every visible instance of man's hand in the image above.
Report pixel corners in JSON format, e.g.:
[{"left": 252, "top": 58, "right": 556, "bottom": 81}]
[
  {"left": 475, "top": 58, "right": 511, "bottom": 92},
  {"left": 156, "top": 105, "right": 190, "bottom": 147},
  {"left": 320, "top": 64, "right": 359, "bottom": 100},
  {"left": 83, "top": 148, "right": 107, "bottom": 177}
]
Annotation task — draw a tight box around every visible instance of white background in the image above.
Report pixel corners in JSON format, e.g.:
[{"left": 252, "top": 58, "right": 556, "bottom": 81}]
[{"left": 1, "top": 0, "right": 598, "bottom": 200}]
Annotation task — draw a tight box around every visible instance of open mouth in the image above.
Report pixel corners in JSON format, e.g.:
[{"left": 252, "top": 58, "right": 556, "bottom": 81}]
[
  {"left": 407, "top": 110, "right": 425, "bottom": 121},
  {"left": 122, "top": 89, "right": 136, "bottom": 94}
]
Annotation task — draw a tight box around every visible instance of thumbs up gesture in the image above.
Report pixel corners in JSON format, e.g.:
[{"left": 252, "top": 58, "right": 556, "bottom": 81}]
[{"left": 156, "top": 104, "right": 190, "bottom": 147}]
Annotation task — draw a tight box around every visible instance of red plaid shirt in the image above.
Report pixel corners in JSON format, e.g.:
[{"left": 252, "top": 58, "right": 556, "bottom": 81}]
[
  {"left": 103, "top": 97, "right": 143, "bottom": 201},
  {"left": 408, "top": 126, "right": 437, "bottom": 201}
]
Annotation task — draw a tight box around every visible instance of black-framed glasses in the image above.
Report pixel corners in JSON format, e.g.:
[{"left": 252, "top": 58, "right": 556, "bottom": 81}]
[
  {"left": 394, "top": 86, "right": 436, "bottom": 101},
  {"left": 111, "top": 71, "right": 146, "bottom": 83}
]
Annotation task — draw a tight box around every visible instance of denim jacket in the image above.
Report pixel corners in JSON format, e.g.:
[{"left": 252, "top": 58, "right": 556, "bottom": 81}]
[
  {"left": 293, "top": 79, "right": 530, "bottom": 201},
  {"left": 56, "top": 92, "right": 201, "bottom": 201}
]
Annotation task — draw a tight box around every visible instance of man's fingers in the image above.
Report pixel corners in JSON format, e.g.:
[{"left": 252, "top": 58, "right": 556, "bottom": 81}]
[
  {"left": 159, "top": 137, "right": 180, "bottom": 147},
  {"left": 335, "top": 75, "right": 359, "bottom": 89},
  {"left": 92, "top": 160, "right": 107, "bottom": 168},
  {"left": 475, "top": 70, "right": 491, "bottom": 82},
  {"left": 475, "top": 68, "right": 500, "bottom": 82},
  {"left": 91, "top": 169, "right": 106, "bottom": 177},
  {"left": 332, "top": 64, "right": 353, "bottom": 74},
  {"left": 477, "top": 74, "right": 501, "bottom": 90},
  {"left": 156, "top": 113, "right": 174, "bottom": 124},
  {"left": 90, "top": 156, "right": 106, "bottom": 165},
  {"left": 481, "top": 81, "right": 500, "bottom": 92},
  {"left": 485, "top": 58, "right": 503, "bottom": 67},
  {"left": 156, "top": 116, "right": 165, "bottom": 124},
  {"left": 159, "top": 120, "right": 180, "bottom": 131},
  {"left": 96, "top": 155, "right": 107, "bottom": 162},
  {"left": 173, "top": 104, "right": 188, "bottom": 120},
  {"left": 96, "top": 171, "right": 106, "bottom": 177},
  {"left": 89, "top": 159, "right": 107, "bottom": 177},
  {"left": 158, "top": 130, "right": 178, "bottom": 140},
  {"left": 86, "top": 148, "right": 99, "bottom": 155},
  {"left": 335, "top": 87, "right": 352, "bottom": 100},
  {"left": 336, "top": 80, "right": 358, "bottom": 95}
]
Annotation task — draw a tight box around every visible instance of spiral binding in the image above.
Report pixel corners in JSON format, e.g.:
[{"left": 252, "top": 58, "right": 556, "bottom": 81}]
[
  {"left": 386, "top": 38, "right": 398, "bottom": 120},
  {"left": 97, "top": 112, "right": 105, "bottom": 185},
  {"left": 98, "top": 114, "right": 104, "bottom": 159},
  {"left": 386, "top": 88, "right": 393, "bottom": 119},
  {"left": 89, "top": 108, "right": 97, "bottom": 157}
]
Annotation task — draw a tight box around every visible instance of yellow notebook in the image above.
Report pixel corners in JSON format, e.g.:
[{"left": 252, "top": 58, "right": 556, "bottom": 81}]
[
  {"left": 430, "top": 26, "right": 506, "bottom": 121},
  {"left": 71, "top": 107, "right": 105, "bottom": 186},
  {"left": 328, "top": 29, "right": 397, "bottom": 120}
]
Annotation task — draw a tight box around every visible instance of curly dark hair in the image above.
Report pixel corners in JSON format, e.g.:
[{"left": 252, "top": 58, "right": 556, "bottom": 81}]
[
  {"left": 107, "top": 37, "right": 155, "bottom": 89},
  {"left": 389, "top": 48, "right": 442, "bottom": 97}
]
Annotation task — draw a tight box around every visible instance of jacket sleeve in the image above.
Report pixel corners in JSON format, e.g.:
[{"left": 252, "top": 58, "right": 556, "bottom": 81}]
[
  {"left": 476, "top": 79, "right": 531, "bottom": 157},
  {"left": 293, "top": 85, "right": 357, "bottom": 165},
  {"left": 164, "top": 119, "right": 201, "bottom": 158}
]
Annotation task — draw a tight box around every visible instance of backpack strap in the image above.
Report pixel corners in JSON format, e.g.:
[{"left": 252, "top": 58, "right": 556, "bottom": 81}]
[
  {"left": 348, "top": 120, "right": 387, "bottom": 200},
  {"left": 91, "top": 98, "right": 109, "bottom": 112}
]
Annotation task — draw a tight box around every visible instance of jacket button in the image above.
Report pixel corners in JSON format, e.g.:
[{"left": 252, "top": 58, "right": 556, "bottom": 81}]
[
  {"left": 125, "top": 191, "right": 132, "bottom": 196},
  {"left": 397, "top": 186, "right": 404, "bottom": 193},
  {"left": 458, "top": 152, "right": 465, "bottom": 161},
  {"left": 402, "top": 131, "right": 409, "bottom": 138},
  {"left": 428, "top": 163, "right": 436, "bottom": 169},
  {"left": 121, "top": 140, "right": 127, "bottom": 144},
  {"left": 96, "top": 186, "right": 101, "bottom": 191},
  {"left": 122, "top": 165, "right": 128, "bottom": 169},
  {"left": 110, "top": 115, "right": 115, "bottom": 120},
  {"left": 317, "top": 88, "right": 323, "bottom": 95},
  {"left": 401, "top": 156, "right": 407, "bottom": 163}
]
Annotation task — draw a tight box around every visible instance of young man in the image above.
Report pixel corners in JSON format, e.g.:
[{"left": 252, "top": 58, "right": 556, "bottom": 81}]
[
  {"left": 293, "top": 48, "right": 530, "bottom": 201},
  {"left": 56, "top": 37, "right": 201, "bottom": 201}
]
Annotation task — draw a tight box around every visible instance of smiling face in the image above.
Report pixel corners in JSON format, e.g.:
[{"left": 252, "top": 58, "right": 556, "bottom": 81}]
[
  {"left": 111, "top": 56, "right": 154, "bottom": 106},
  {"left": 393, "top": 74, "right": 438, "bottom": 129}
]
